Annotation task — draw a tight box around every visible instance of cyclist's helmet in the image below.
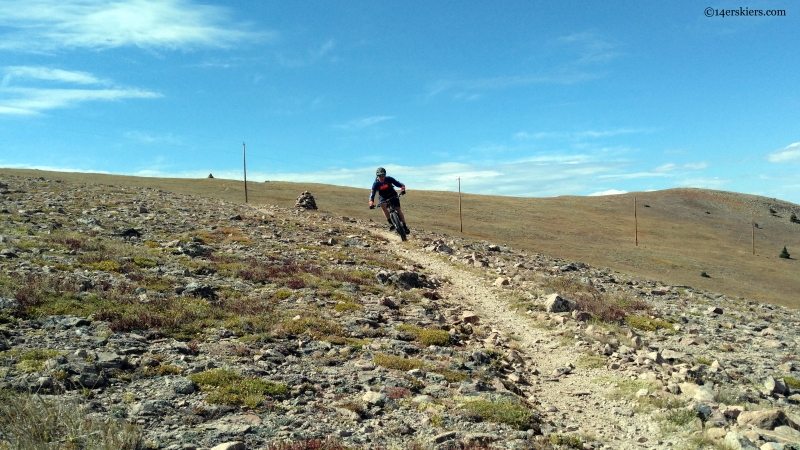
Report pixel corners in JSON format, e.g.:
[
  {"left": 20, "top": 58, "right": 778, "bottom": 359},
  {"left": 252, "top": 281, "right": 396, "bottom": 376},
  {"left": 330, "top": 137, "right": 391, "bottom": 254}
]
[{"left": 376, "top": 167, "right": 386, "bottom": 176}]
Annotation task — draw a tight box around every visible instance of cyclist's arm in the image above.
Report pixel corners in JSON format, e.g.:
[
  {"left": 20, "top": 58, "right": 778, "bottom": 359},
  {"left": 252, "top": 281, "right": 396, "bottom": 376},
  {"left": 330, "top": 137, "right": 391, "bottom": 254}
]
[
  {"left": 389, "top": 177, "right": 405, "bottom": 191},
  {"left": 369, "top": 182, "right": 378, "bottom": 204}
]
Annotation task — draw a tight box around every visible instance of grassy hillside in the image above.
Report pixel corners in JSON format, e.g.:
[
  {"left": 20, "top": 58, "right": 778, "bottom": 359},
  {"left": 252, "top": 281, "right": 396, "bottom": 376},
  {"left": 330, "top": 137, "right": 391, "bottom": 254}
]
[{"left": 2, "top": 168, "right": 798, "bottom": 308}]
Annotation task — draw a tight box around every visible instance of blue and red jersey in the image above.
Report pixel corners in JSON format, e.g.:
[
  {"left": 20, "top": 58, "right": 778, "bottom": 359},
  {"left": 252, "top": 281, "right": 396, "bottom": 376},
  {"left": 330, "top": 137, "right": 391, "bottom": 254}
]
[{"left": 369, "top": 176, "right": 405, "bottom": 202}]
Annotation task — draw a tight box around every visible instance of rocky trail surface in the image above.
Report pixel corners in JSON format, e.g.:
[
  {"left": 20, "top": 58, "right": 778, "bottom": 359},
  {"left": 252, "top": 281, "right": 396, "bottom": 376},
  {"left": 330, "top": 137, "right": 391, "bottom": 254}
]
[{"left": 0, "top": 174, "right": 799, "bottom": 450}]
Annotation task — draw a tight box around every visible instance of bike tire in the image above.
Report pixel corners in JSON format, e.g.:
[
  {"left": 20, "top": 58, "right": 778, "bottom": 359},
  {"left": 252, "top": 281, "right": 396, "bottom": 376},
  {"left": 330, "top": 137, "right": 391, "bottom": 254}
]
[{"left": 390, "top": 211, "right": 407, "bottom": 241}]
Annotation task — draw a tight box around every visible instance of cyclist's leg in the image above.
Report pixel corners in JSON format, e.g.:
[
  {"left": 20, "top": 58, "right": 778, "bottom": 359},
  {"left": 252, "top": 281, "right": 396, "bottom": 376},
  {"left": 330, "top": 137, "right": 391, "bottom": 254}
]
[
  {"left": 380, "top": 203, "right": 394, "bottom": 229},
  {"left": 395, "top": 206, "right": 410, "bottom": 233},
  {"left": 396, "top": 207, "right": 406, "bottom": 225},
  {"left": 380, "top": 203, "right": 390, "bottom": 220}
]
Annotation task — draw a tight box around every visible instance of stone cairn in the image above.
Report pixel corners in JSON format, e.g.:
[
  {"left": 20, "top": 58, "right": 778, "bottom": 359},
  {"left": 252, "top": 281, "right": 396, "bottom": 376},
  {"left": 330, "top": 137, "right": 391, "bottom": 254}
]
[{"left": 295, "top": 191, "right": 317, "bottom": 210}]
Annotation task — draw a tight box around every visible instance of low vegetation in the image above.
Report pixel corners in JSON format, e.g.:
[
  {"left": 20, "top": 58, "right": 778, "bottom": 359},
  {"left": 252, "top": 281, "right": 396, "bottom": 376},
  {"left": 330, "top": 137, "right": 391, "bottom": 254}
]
[
  {"left": 0, "top": 392, "right": 142, "bottom": 450},
  {"left": 461, "top": 399, "right": 539, "bottom": 431},
  {"left": 189, "top": 369, "right": 289, "bottom": 408}
]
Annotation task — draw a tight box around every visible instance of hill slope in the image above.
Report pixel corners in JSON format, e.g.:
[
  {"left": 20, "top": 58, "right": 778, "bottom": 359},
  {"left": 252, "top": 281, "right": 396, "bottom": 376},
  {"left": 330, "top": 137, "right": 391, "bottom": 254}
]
[
  {"left": 2, "top": 168, "right": 798, "bottom": 308},
  {"left": 1, "top": 172, "right": 800, "bottom": 450}
]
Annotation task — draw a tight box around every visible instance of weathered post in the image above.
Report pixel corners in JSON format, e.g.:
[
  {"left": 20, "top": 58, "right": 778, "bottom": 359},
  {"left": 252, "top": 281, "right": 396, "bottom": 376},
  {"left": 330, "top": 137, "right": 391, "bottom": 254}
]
[
  {"left": 634, "top": 196, "right": 638, "bottom": 246},
  {"left": 458, "top": 177, "right": 463, "bottom": 233},
  {"left": 243, "top": 142, "right": 248, "bottom": 204}
]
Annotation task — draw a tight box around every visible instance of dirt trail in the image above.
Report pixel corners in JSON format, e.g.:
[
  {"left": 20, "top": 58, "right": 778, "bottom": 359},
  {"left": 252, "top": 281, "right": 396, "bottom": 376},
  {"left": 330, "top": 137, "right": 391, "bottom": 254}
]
[{"left": 373, "top": 230, "right": 663, "bottom": 449}]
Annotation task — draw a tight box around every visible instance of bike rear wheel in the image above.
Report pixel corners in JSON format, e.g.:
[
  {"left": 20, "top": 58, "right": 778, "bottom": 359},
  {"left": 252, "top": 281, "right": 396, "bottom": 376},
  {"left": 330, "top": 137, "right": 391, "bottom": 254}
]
[{"left": 390, "top": 210, "right": 407, "bottom": 241}]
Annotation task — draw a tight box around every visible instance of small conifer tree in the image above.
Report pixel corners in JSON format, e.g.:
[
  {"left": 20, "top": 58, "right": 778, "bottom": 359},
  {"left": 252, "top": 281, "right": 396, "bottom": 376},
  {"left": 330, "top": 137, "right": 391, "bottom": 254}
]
[
  {"left": 779, "top": 246, "right": 790, "bottom": 259},
  {"left": 791, "top": 213, "right": 799, "bottom": 223}
]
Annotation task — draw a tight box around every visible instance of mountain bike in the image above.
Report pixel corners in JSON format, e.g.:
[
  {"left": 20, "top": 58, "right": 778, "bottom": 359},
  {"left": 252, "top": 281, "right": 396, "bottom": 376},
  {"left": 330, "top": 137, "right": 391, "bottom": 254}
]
[{"left": 370, "top": 193, "right": 407, "bottom": 241}]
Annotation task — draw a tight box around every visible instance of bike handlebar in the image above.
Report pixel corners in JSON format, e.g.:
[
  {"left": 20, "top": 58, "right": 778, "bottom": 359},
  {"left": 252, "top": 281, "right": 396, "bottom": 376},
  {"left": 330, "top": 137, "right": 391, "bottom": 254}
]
[{"left": 369, "top": 191, "right": 405, "bottom": 209}]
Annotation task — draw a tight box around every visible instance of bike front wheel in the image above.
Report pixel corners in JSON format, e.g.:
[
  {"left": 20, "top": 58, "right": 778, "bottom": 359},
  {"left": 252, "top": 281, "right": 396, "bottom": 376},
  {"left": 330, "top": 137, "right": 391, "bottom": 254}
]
[{"left": 390, "top": 211, "right": 407, "bottom": 241}]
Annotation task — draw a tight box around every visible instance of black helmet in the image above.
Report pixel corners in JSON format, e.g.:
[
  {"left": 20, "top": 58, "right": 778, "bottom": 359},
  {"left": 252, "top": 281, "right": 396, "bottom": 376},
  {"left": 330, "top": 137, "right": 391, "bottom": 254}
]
[{"left": 376, "top": 167, "right": 386, "bottom": 176}]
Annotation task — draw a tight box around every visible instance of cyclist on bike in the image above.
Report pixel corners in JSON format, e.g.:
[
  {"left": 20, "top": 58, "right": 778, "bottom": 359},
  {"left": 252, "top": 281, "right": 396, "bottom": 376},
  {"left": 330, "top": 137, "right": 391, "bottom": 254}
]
[{"left": 369, "top": 167, "right": 410, "bottom": 234}]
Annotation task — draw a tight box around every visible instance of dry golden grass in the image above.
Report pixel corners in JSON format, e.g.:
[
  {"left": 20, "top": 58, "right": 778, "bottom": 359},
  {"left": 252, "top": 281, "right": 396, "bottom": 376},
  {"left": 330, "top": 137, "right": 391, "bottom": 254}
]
[{"left": 3, "top": 168, "right": 798, "bottom": 308}]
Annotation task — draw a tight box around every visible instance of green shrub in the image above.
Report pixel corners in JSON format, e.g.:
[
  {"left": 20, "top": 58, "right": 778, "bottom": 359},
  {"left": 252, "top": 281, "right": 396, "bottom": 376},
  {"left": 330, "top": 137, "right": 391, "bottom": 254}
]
[
  {"left": 133, "top": 256, "right": 157, "bottom": 268},
  {"left": 695, "top": 356, "right": 712, "bottom": 365},
  {"left": 701, "top": 271, "right": 710, "bottom": 278},
  {"left": 373, "top": 353, "right": 424, "bottom": 371},
  {"left": 575, "top": 353, "right": 607, "bottom": 369},
  {"left": 784, "top": 376, "right": 800, "bottom": 390},
  {"left": 624, "top": 316, "right": 672, "bottom": 332},
  {"left": 549, "top": 434, "right": 583, "bottom": 448},
  {"left": 333, "top": 302, "right": 362, "bottom": 312},
  {"left": 779, "top": 246, "right": 791, "bottom": 259},
  {"left": 189, "top": 369, "right": 288, "bottom": 408},
  {"left": 419, "top": 329, "right": 450, "bottom": 346},
  {"left": 462, "top": 399, "right": 539, "bottom": 431},
  {"left": 85, "top": 260, "right": 122, "bottom": 272},
  {"left": 663, "top": 408, "right": 698, "bottom": 426},
  {"left": 16, "top": 349, "right": 62, "bottom": 373},
  {"left": 433, "top": 367, "right": 469, "bottom": 383}
]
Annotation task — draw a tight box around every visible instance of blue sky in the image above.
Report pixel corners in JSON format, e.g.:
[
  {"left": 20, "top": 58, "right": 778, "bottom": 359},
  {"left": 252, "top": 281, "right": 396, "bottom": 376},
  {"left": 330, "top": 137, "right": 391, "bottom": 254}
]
[{"left": 1, "top": 1, "right": 799, "bottom": 202}]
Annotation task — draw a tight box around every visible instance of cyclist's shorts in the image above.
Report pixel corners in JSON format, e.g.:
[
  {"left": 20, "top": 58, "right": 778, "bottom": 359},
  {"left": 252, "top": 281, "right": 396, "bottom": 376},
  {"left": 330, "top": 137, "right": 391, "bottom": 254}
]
[{"left": 381, "top": 196, "right": 401, "bottom": 208}]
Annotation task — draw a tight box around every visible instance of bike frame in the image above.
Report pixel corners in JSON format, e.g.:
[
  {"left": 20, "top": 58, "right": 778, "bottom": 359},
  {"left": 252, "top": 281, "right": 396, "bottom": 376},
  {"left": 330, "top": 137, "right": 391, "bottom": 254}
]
[{"left": 374, "top": 196, "right": 407, "bottom": 241}]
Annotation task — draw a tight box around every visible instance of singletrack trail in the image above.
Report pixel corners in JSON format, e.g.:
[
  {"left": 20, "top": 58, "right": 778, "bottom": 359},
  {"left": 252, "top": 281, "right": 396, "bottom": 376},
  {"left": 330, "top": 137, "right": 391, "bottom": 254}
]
[{"left": 369, "top": 229, "right": 665, "bottom": 450}]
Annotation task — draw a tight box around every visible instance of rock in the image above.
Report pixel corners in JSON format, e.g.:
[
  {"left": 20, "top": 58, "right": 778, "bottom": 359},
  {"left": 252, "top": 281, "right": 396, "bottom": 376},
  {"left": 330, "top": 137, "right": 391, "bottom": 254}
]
[
  {"left": 362, "top": 391, "right": 387, "bottom": 406},
  {"left": 461, "top": 311, "right": 480, "bottom": 324},
  {"left": 295, "top": 191, "right": 317, "bottom": 210},
  {"left": 707, "top": 306, "right": 724, "bottom": 315},
  {"left": 724, "top": 431, "right": 759, "bottom": 450},
  {"left": 764, "top": 376, "right": 788, "bottom": 395},
  {"left": 544, "top": 294, "right": 576, "bottom": 313},
  {"left": 0, "top": 297, "right": 22, "bottom": 313},
  {"left": 738, "top": 408, "right": 793, "bottom": 430},
  {"left": 756, "top": 426, "right": 800, "bottom": 446},
  {"left": 0, "top": 248, "right": 18, "bottom": 259},
  {"left": 388, "top": 272, "right": 423, "bottom": 289},
  {"left": 572, "top": 310, "right": 591, "bottom": 322},
  {"left": 494, "top": 277, "right": 510, "bottom": 286},
  {"left": 210, "top": 443, "right": 245, "bottom": 450},
  {"left": 169, "top": 377, "right": 195, "bottom": 395}
]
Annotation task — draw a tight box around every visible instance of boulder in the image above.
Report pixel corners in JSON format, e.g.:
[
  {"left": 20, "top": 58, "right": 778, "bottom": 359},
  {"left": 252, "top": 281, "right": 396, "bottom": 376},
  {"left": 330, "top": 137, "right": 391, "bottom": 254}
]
[
  {"left": 543, "top": 294, "right": 575, "bottom": 313},
  {"left": 737, "top": 408, "right": 793, "bottom": 430}
]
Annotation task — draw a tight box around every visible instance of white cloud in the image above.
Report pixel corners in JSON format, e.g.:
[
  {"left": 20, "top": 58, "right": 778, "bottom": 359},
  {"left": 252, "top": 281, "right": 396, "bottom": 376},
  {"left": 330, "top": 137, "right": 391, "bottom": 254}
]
[
  {"left": 3, "top": 66, "right": 105, "bottom": 85},
  {"left": 589, "top": 189, "right": 627, "bottom": 196},
  {"left": 333, "top": 116, "right": 396, "bottom": 130},
  {"left": 515, "top": 128, "right": 650, "bottom": 141},
  {"left": 0, "top": 66, "right": 161, "bottom": 115},
  {"left": 767, "top": 142, "right": 800, "bottom": 163},
  {"left": 0, "top": 0, "right": 270, "bottom": 52}
]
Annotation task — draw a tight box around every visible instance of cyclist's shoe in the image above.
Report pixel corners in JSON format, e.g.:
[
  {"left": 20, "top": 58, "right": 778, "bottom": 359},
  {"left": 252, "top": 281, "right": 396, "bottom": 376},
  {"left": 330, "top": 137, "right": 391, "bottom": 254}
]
[
  {"left": 403, "top": 225, "right": 411, "bottom": 234},
  {"left": 388, "top": 224, "right": 396, "bottom": 231}
]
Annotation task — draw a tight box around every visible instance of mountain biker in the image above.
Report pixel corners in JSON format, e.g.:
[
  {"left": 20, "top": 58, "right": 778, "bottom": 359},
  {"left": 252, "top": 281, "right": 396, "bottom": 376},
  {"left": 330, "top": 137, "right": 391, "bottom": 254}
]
[{"left": 369, "top": 167, "right": 410, "bottom": 234}]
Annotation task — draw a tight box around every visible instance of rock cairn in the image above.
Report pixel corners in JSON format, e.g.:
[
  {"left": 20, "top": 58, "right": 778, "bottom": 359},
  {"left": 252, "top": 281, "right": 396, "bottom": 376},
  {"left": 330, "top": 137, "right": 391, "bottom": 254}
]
[
  {"left": 0, "top": 173, "right": 799, "bottom": 450},
  {"left": 295, "top": 191, "right": 317, "bottom": 210}
]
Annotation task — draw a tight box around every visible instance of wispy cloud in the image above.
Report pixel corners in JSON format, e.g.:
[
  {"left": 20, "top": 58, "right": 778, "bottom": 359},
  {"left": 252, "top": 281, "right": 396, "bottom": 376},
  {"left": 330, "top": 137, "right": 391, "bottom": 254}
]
[
  {"left": 428, "top": 31, "right": 618, "bottom": 99},
  {"left": 0, "top": 66, "right": 160, "bottom": 115},
  {"left": 123, "top": 131, "right": 183, "bottom": 145},
  {"left": 514, "top": 128, "right": 650, "bottom": 141},
  {"left": 589, "top": 189, "right": 627, "bottom": 196},
  {"left": 333, "top": 116, "right": 395, "bottom": 130},
  {"left": 556, "top": 32, "right": 620, "bottom": 65},
  {"left": 767, "top": 142, "right": 800, "bottom": 163},
  {"left": 0, "top": 0, "right": 271, "bottom": 53},
  {"left": 2, "top": 66, "right": 106, "bottom": 85},
  {"left": 428, "top": 72, "right": 600, "bottom": 97}
]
